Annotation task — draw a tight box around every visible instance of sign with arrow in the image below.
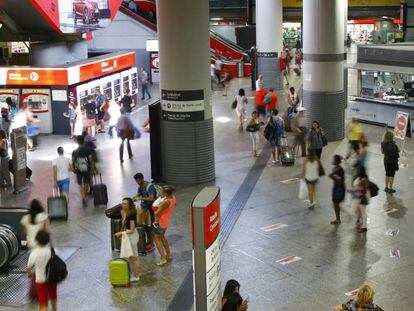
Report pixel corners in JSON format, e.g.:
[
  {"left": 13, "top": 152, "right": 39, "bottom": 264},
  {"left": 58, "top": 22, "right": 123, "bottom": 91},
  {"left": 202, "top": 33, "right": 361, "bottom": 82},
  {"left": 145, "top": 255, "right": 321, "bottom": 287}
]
[{"left": 161, "top": 89, "right": 204, "bottom": 122}]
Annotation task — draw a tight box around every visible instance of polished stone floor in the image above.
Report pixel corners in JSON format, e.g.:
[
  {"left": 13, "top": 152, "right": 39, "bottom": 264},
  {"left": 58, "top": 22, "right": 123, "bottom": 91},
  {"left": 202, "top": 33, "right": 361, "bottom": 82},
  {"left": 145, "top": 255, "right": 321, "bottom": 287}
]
[{"left": 1, "top": 63, "right": 414, "bottom": 310}]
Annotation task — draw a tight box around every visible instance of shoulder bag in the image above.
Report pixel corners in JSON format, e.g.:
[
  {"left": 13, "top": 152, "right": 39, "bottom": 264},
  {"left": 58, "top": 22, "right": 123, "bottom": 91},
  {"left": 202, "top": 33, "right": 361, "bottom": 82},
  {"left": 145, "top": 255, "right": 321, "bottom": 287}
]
[{"left": 46, "top": 248, "right": 68, "bottom": 284}]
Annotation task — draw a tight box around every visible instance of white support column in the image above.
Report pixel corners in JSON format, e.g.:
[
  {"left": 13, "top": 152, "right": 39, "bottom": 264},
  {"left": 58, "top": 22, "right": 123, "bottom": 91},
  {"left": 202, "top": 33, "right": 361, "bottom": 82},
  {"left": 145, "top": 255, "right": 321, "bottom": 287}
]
[
  {"left": 255, "top": 0, "right": 284, "bottom": 90},
  {"left": 303, "top": 0, "right": 346, "bottom": 141},
  {"left": 157, "top": 0, "right": 215, "bottom": 184}
]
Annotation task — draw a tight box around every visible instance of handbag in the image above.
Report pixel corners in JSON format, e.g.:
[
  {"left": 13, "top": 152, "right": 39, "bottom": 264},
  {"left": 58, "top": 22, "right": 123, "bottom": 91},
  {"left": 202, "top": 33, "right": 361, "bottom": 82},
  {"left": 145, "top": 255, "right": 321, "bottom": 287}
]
[
  {"left": 46, "top": 248, "right": 68, "bottom": 284},
  {"left": 298, "top": 179, "right": 308, "bottom": 200},
  {"left": 318, "top": 163, "right": 325, "bottom": 176},
  {"left": 231, "top": 98, "right": 237, "bottom": 109},
  {"left": 321, "top": 134, "right": 328, "bottom": 146},
  {"left": 120, "top": 232, "right": 134, "bottom": 258},
  {"left": 122, "top": 128, "right": 135, "bottom": 140}
]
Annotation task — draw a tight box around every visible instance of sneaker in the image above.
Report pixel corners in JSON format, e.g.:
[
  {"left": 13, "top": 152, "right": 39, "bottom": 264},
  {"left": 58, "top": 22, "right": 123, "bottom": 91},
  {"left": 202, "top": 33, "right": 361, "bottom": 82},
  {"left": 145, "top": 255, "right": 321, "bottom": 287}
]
[
  {"left": 156, "top": 259, "right": 167, "bottom": 266},
  {"left": 388, "top": 189, "right": 396, "bottom": 194},
  {"left": 384, "top": 187, "right": 389, "bottom": 193},
  {"left": 358, "top": 228, "right": 368, "bottom": 233},
  {"left": 130, "top": 276, "right": 140, "bottom": 282}
]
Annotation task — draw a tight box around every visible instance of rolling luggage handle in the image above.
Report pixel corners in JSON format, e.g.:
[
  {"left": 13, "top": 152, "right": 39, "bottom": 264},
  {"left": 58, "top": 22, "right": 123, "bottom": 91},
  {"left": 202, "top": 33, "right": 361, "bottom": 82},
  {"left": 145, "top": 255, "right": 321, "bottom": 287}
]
[
  {"left": 94, "top": 173, "right": 103, "bottom": 185},
  {"left": 280, "top": 137, "right": 288, "bottom": 147},
  {"left": 52, "top": 187, "right": 61, "bottom": 198}
]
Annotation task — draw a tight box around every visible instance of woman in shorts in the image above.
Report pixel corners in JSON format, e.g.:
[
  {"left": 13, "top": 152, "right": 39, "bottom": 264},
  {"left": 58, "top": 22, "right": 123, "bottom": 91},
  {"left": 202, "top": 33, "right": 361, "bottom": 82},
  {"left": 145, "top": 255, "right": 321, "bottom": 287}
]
[
  {"left": 381, "top": 131, "right": 400, "bottom": 193},
  {"left": 153, "top": 186, "right": 176, "bottom": 266},
  {"left": 303, "top": 150, "right": 323, "bottom": 209}
]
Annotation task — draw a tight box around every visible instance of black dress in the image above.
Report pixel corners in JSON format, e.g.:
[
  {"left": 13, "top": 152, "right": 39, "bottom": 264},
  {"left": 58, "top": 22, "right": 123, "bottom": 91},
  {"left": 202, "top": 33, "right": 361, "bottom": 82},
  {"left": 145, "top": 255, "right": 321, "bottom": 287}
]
[{"left": 332, "top": 166, "right": 345, "bottom": 203}]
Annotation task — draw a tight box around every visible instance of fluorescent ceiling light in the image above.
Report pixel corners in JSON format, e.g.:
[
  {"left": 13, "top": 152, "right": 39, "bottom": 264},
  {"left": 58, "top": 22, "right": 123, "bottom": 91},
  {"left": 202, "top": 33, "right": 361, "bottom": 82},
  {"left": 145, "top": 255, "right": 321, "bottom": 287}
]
[{"left": 215, "top": 116, "right": 231, "bottom": 123}]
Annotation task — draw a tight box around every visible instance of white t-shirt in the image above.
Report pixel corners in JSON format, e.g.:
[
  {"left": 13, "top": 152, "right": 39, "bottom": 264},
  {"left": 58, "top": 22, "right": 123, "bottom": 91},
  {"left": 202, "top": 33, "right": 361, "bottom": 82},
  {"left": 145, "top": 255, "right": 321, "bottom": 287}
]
[
  {"left": 215, "top": 59, "right": 222, "bottom": 71},
  {"left": 52, "top": 155, "right": 71, "bottom": 181},
  {"left": 21, "top": 212, "right": 48, "bottom": 249},
  {"left": 27, "top": 245, "right": 52, "bottom": 283},
  {"left": 256, "top": 79, "right": 264, "bottom": 90},
  {"left": 305, "top": 160, "right": 319, "bottom": 181}
]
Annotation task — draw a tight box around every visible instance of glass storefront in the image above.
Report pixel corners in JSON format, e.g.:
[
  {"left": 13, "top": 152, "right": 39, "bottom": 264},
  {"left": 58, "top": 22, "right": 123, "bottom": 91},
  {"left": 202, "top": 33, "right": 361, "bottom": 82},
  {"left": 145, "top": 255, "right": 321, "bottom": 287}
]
[{"left": 360, "top": 70, "right": 414, "bottom": 104}]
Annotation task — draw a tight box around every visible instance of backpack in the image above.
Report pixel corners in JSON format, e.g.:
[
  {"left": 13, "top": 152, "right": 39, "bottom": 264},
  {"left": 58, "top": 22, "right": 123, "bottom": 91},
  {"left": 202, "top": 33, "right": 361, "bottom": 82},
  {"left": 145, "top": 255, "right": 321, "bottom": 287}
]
[
  {"left": 46, "top": 248, "right": 68, "bottom": 284},
  {"left": 368, "top": 180, "right": 379, "bottom": 198},
  {"left": 274, "top": 120, "right": 283, "bottom": 138},
  {"left": 76, "top": 156, "right": 90, "bottom": 173},
  {"left": 147, "top": 182, "right": 162, "bottom": 199},
  {"left": 263, "top": 120, "right": 275, "bottom": 140}
]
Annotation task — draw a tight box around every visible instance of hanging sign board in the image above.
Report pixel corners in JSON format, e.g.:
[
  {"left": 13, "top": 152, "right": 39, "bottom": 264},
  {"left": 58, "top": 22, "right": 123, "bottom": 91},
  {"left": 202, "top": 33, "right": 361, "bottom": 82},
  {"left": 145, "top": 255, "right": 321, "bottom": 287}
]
[
  {"left": 161, "top": 89, "right": 205, "bottom": 122},
  {"left": 394, "top": 111, "right": 411, "bottom": 140}
]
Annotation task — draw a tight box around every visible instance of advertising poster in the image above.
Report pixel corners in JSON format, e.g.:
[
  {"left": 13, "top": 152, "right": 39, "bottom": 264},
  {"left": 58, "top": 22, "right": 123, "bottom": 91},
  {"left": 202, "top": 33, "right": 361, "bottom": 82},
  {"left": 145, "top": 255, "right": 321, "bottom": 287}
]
[
  {"left": 58, "top": 0, "right": 122, "bottom": 33},
  {"left": 394, "top": 111, "right": 410, "bottom": 140},
  {"left": 121, "top": 70, "right": 130, "bottom": 97},
  {"left": 150, "top": 53, "right": 160, "bottom": 83},
  {"left": 129, "top": 67, "right": 138, "bottom": 95},
  {"left": 112, "top": 73, "right": 121, "bottom": 101}
]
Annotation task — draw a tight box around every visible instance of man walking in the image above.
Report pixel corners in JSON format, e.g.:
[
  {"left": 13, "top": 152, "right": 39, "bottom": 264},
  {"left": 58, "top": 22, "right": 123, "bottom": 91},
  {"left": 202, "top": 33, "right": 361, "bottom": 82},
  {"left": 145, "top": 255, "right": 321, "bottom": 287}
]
[
  {"left": 52, "top": 146, "right": 72, "bottom": 203},
  {"left": 264, "top": 88, "right": 278, "bottom": 118},
  {"left": 72, "top": 135, "right": 94, "bottom": 206},
  {"left": 140, "top": 67, "right": 151, "bottom": 100},
  {"left": 268, "top": 109, "right": 285, "bottom": 165},
  {"left": 95, "top": 89, "right": 106, "bottom": 133}
]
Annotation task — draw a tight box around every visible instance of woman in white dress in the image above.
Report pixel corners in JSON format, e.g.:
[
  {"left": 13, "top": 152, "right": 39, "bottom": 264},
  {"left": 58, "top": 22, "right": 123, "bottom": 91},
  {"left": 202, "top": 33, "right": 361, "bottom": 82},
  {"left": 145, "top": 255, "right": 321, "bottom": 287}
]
[{"left": 235, "top": 88, "right": 248, "bottom": 130}]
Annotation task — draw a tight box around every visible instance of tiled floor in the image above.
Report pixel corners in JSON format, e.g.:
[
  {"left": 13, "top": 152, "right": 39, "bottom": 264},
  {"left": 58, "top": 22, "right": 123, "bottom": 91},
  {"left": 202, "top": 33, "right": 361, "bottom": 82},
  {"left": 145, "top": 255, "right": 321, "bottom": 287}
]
[{"left": 1, "top": 64, "right": 414, "bottom": 310}]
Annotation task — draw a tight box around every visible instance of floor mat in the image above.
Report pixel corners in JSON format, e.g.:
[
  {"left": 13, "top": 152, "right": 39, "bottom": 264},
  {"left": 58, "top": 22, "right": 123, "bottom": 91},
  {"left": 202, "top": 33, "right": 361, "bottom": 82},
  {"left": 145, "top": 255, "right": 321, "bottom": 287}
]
[{"left": 0, "top": 246, "right": 79, "bottom": 307}]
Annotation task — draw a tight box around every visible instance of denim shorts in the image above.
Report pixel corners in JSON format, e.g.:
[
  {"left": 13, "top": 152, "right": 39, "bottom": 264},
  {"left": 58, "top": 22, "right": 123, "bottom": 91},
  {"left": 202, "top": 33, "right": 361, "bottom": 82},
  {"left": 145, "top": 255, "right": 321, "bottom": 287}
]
[
  {"left": 269, "top": 137, "right": 281, "bottom": 147},
  {"left": 154, "top": 226, "right": 167, "bottom": 235},
  {"left": 57, "top": 178, "right": 70, "bottom": 193}
]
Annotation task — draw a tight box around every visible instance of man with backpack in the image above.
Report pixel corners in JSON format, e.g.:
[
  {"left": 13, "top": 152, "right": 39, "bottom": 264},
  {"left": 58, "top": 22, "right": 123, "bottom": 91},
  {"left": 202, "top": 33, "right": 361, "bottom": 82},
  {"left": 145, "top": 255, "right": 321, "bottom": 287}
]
[
  {"left": 263, "top": 88, "right": 279, "bottom": 118},
  {"left": 264, "top": 109, "right": 285, "bottom": 165},
  {"left": 72, "top": 135, "right": 94, "bottom": 206},
  {"left": 134, "top": 172, "right": 157, "bottom": 252}
]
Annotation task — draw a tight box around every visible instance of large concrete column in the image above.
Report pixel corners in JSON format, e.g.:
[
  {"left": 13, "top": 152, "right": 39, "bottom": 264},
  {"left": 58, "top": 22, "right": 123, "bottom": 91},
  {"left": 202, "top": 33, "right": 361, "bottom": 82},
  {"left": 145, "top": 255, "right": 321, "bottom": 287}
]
[
  {"left": 303, "top": 0, "right": 346, "bottom": 141},
  {"left": 256, "top": 0, "right": 283, "bottom": 90},
  {"left": 157, "top": 0, "right": 215, "bottom": 184}
]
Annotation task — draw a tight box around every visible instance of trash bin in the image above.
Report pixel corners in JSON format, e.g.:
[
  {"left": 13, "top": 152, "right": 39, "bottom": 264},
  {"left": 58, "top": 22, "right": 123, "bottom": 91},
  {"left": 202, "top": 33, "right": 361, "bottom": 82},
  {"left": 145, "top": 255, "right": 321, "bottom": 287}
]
[{"left": 237, "top": 61, "right": 244, "bottom": 78}]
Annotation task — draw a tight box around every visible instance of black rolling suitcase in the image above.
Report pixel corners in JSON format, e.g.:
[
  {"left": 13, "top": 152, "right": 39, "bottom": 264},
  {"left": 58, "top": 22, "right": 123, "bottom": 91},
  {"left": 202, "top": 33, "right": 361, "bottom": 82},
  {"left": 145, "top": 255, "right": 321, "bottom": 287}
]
[
  {"left": 280, "top": 138, "right": 295, "bottom": 166},
  {"left": 47, "top": 189, "right": 68, "bottom": 220},
  {"left": 92, "top": 174, "right": 108, "bottom": 206},
  {"left": 111, "top": 219, "right": 121, "bottom": 251},
  {"left": 137, "top": 225, "right": 147, "bottom": 256}
]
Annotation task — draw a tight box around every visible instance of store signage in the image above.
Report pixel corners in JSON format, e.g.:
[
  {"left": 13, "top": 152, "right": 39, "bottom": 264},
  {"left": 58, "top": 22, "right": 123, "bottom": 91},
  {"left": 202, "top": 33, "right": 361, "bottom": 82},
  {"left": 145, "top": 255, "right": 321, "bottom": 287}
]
[
  {"left": 146, "top": 40, "right": 159, "bottom": 52},
  {"left": 191, "top": 186, "right": 221, "bottom": 311},
  {"left": 150, "top": 53, "right": 160, "bottom": 84},
  {"left": 2, "top": 68, "right": 68, "bottom": 86},
  {"left": 79, "top": 53, "right": 135, "bottom": 83},
  {"left": 394, "top": 111, "right": 410, "bottom": 140},
  {"left": 161, "top": 89, "right": 204, "bottom": 122}
]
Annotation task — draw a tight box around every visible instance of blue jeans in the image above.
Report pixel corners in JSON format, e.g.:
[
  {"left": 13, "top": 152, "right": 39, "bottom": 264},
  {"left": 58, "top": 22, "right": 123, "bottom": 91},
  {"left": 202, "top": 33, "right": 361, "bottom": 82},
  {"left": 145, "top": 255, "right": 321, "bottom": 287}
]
[{"left": 141, "top": 83, "right": 151, "bottom": 99}]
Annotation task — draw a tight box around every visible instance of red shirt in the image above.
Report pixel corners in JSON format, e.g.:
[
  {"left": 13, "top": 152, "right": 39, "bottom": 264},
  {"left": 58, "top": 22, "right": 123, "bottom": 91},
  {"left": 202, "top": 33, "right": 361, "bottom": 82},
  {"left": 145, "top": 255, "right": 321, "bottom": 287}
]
[
  {"left": 279, "top": 58, "right": 286, "bottom": 72},
  {"left": 255, "top": 89, "right": 268, "bottom": 107},
  {"left": 265, "top": 92, "right": 278, "bottom": 111}
]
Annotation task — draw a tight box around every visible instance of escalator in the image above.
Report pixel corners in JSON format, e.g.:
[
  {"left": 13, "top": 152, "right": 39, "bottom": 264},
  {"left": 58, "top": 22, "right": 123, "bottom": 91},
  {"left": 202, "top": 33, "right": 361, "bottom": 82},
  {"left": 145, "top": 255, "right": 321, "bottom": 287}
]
[{"left": 120, "top": 0, "right": 251, "bottom": 77}]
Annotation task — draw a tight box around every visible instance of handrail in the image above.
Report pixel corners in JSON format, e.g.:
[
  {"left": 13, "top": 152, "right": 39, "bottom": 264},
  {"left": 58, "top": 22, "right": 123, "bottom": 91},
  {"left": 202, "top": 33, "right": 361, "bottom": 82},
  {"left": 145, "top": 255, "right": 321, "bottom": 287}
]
[{"left": 119, "top": 5, "right": 157, "bottom": 32}]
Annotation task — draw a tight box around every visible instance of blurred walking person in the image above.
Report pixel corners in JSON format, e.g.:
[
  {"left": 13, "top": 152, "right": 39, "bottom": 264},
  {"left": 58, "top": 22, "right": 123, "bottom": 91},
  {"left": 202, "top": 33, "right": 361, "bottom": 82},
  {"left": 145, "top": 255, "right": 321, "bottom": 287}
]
[
  {"left": 246, "top": 111, "right": 263, "bottom": 157},
  {"left": 344, "top": 117, "right": 363, "bottom": 162},
  {"left": 292, "top": 107, "right": 307, "bottom": 157},
  {"left": 0, "top": 130, "right": 12, "bottom": 188},
  {"left": 116, "top": 108, "right": 134, "bottom": 163},
  {"left": 107, "top": 100, "right": 121, "bottom": 138},
  {"left": 350, "top": 165, "right": 369, "bottom": 233},
  {"left": 234, "top": 88, "right": 248, "bottom": 129},
  {"left": 140, "top": 67, "right": 151, "bottom": 100}
]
